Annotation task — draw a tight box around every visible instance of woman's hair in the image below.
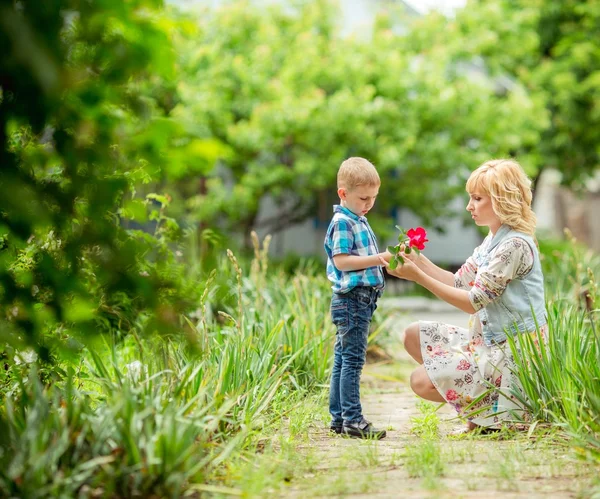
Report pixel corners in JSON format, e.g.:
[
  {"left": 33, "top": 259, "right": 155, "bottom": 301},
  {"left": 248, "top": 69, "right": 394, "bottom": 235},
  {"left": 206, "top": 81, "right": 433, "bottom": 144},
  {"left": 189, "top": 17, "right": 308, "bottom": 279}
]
[{"left": 466, "top": 159, "right": 537, "bottom": 235}]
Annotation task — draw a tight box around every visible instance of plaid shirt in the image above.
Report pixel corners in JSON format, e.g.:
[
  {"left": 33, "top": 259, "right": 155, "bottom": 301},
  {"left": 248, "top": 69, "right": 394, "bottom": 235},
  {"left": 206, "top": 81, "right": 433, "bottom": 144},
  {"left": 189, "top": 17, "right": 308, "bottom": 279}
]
[{"left": 324, "top": 205, "right": 385, "bottom": 294}]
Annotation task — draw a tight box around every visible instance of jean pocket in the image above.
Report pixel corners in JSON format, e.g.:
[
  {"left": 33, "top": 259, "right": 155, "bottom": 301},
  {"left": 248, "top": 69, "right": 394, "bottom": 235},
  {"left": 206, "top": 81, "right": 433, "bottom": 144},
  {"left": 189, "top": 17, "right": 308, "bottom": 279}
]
[
  {"left": 331, "top": 297, "right": 349, "bottom": 331},
  {"left": 354, "top": 289, "right": 373, "bottom": 308}
]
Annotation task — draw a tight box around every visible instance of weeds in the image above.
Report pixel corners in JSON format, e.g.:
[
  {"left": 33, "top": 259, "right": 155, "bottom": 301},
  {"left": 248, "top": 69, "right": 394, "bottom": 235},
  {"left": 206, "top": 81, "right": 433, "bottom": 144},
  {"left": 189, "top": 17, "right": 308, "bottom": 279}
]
[
  {"left": 405, "top": 400, "right": 445, "bottom": 489},
  {"left": 507, "top": 234, "right": 600, "bottom": 466},
  {"left": 0, "top": 236, "right": 335, "bottom": 497}
]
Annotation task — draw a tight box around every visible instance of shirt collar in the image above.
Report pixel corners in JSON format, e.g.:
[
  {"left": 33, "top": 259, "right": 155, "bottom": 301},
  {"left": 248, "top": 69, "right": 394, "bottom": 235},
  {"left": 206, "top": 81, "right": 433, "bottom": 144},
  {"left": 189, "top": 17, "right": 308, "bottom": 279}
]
[
  {"left": 489, "top": 224, "right": 512, "bottom": 250},
  {"left": 334, "top": 204, "right": 366, "bottom": 222}
]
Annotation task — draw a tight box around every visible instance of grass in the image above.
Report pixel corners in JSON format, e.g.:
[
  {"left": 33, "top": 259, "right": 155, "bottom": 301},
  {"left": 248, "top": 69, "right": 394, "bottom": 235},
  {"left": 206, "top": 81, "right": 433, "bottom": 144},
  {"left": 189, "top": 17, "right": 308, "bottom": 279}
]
[
  {"left": 0, "top": 233, "right": 337, "bottom": 497},
  {"left": 2, "top": 233, "right": 600, "bottom": 497},
  {"left": 405, "top": 400, "right": 445, "bottom": 490},
  {"left": 410, "top": 400, "right": 441, "bottom": 439},
  {"left": 507, "top": 234, "right": 600, "bottom": 468}
]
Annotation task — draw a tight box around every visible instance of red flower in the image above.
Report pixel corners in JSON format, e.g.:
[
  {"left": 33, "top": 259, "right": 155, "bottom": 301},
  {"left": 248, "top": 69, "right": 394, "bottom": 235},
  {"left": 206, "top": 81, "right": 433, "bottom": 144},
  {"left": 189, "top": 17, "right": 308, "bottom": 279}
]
[{"left": 407, "top": 227, "right": 429, "bottom": 251}]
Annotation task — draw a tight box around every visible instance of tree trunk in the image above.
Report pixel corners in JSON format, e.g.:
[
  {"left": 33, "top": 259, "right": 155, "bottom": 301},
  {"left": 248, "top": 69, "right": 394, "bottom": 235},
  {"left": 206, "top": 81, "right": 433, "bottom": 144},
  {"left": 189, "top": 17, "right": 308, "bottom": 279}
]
[{"left": 242, "top": 211, "right": 258, "bottom": 249}]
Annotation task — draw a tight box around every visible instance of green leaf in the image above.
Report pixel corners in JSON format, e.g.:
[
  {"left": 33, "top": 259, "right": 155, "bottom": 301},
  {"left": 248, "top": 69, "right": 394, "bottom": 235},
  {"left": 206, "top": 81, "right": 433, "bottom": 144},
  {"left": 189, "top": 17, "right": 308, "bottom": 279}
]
[
  {"left": 64, "top": 298, "right": 96, "bottom": 323},
  {"left": 147, "top": 193, "right": 170, "bottom": 207},
  {"left": 122, "top": 199, "right": 147, "bottom": 223},
  {"left": 389, "top": 258, "right": 398, "bottom": 270}
]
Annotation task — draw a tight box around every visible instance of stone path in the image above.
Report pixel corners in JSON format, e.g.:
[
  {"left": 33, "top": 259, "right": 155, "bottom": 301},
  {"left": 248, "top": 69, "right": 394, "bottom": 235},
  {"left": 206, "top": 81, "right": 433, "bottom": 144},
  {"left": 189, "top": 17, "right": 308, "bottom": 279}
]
[{"left": 283, "top": 300, "right": 596, "bottom": 498}]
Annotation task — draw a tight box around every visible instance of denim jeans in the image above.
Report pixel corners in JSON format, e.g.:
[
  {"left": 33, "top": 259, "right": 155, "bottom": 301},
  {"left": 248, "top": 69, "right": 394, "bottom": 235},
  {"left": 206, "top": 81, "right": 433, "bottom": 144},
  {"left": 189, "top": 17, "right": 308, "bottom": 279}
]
[{"left": 329, "top": 286, "right": 380, "bottom": 425}]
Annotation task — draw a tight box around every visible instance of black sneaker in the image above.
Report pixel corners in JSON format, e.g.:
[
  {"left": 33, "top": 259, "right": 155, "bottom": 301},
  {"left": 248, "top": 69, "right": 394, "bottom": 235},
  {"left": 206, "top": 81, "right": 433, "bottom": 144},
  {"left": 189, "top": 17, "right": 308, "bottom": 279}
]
[
  {"left": 342, "top": 418, "right": 386, "bottom": 440},
  {"left": 330, "top": 424, "right": 343, "bottom": 434}
]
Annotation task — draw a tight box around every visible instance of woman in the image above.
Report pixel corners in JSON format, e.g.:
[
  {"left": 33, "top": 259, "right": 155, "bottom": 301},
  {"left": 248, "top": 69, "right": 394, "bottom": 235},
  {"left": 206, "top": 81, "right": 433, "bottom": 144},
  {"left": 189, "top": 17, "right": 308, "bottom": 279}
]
[{"left": 382, "top": 159, "right": 547, "bottom": 431}]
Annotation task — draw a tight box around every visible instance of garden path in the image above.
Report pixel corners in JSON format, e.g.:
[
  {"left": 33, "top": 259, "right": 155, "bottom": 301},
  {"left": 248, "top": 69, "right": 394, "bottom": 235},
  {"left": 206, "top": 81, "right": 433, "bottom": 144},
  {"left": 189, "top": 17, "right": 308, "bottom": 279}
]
[{"left": 284, "top": 301, "right": 594, "bottom": 498}]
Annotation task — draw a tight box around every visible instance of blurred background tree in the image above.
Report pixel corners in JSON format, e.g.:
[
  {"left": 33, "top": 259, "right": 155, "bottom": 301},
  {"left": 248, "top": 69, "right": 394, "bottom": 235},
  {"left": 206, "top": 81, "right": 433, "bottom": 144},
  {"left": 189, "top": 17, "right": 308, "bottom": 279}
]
[
  {"left": 0, "top": 0, "right": 215, "bottom": 356},
  {"left": 407, "top": 0, "right": 600, "bottom": 188},
  {"left": 2, "top": 0, "right": 598, "bottom": 355},
  {"left": 172, "top": 0, "right": 546, "bottom": 242}
]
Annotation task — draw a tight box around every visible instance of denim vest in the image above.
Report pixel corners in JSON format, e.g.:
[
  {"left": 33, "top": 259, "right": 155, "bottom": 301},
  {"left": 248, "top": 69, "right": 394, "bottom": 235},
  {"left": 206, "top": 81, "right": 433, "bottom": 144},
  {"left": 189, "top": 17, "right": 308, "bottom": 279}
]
[{"left": 474, "top": 225, "right": 547, "bottom": 346}]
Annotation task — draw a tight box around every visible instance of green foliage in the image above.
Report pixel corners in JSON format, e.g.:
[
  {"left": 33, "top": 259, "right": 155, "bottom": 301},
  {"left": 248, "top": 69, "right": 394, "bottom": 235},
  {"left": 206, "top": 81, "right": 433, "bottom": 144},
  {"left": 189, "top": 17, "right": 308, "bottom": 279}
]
[
  {"left": 410, "top": 400, "right": 441, "bottom": 439},
  {"left": 507, "top": 238, "right": 600, "bottom": 465},
  {"left": 171, "top": 0, "right": 545, "bottom": 241},
  {"left": 0, "top": 247, "right": 337, "bottom": 496},
  {"left": 406, "top": 401, "right": 445, "bottom": 489},
  {"left": 539, "top": 230, "right": 600, "bottom": 307},
  {"left": 410, "top": 0, "right": 600, "bottom": 186},
  {"left": 0, "top": 1, "right": 219, "bottom": 353}
]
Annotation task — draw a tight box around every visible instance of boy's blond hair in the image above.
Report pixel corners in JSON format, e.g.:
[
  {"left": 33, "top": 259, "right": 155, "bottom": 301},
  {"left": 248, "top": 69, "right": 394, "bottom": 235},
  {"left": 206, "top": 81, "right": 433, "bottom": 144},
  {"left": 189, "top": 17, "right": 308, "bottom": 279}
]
[
  {"left": 466, "top": 158, "right": 537, "bottom": 235},
  {"left": 337, "top": 157, "right": 380, "bottom": 191}
]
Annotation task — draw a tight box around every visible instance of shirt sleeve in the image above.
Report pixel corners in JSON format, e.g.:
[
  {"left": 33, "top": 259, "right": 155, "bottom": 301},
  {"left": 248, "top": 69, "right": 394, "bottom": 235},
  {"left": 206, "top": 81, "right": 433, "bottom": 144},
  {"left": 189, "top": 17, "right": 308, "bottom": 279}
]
[
  {"left": 454, "top": 254, "right": 478, "bottom": 290},
  {"left": 330, "top": 218, "right": 354, "bottom": 256},
  {"left": 468, "top": 237, "right": 535, "bottom": 311}
]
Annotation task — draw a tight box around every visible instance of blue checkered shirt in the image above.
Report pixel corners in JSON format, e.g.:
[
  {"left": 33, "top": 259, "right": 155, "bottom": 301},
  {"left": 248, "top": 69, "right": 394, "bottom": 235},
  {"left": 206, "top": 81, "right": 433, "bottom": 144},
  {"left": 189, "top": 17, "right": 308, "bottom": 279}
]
[{"left": 324, "top": 205, "right": 385, "bottom": 294}]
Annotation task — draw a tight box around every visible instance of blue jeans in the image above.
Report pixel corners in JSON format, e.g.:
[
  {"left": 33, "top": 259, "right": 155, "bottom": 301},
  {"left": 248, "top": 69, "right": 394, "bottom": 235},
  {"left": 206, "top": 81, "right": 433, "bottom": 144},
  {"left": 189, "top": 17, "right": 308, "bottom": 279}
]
[{"left": 329, "top": 286, "right": 380, "bottom": 425}]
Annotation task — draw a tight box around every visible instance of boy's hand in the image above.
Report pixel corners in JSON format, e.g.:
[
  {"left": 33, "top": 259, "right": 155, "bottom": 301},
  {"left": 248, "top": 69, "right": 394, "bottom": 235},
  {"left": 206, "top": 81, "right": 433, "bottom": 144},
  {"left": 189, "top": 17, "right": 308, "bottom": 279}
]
[{"left": 380, "top": 250, "right": 393, "bottom": 263}]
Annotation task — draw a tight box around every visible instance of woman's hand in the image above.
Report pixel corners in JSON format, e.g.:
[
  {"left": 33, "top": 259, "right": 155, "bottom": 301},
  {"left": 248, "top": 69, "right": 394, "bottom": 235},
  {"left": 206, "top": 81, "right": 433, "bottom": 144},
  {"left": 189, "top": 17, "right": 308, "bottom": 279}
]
[
  {"left": 379, "top": 255, "right": 422, "bottom": 282},
  {"left": 399, "top": 243, "right": 420, "bottom": 263}
]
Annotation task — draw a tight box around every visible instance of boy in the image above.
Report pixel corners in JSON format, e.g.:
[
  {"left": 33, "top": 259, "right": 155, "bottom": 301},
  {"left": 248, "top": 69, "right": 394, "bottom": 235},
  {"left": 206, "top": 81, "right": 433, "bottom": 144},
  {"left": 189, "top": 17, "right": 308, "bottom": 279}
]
[{"left": 324, "top": 157, "right": 390, "bottom": 439}]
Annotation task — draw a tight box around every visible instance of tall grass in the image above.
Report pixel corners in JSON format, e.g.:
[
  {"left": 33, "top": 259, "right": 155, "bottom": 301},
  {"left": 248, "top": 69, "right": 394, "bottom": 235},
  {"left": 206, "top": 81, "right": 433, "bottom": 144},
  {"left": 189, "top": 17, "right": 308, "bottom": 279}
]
[
  {"left": 0, "top": 233, "right": 336, "bottom": 497},
  {"left": 508, "top": 234, "right": 600, "bottom": 464}
]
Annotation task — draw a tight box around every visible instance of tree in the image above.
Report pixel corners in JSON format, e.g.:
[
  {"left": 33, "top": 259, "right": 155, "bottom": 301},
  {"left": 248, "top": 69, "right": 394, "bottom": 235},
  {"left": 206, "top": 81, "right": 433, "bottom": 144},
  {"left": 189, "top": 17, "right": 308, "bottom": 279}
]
[
  {"left": 406, "top": 0, "right": 600, "bottom": 188},
  {"left": 172, "top": 0, "right": 546, "bottom": 242},
  {"left": 0, "top": 0, "right": 202, "bottom": 355}
]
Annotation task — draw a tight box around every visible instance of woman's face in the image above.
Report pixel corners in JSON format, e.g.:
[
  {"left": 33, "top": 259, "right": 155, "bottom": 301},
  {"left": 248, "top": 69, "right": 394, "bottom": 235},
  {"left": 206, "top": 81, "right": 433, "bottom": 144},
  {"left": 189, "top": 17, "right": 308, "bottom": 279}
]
[{"left": 466, "top": 191, "right": 501, "bottom": 232}]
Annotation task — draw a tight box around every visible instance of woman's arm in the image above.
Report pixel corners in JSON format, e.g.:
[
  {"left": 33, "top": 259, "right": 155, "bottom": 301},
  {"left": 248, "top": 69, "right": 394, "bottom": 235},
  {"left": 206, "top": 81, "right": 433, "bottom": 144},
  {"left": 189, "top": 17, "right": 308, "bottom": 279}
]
[
  {"left": 412, "top": 253, "right": 455, "bottom": 286},
  {"left": 380, "top": 257, "right": 476, "bottom": 314}
]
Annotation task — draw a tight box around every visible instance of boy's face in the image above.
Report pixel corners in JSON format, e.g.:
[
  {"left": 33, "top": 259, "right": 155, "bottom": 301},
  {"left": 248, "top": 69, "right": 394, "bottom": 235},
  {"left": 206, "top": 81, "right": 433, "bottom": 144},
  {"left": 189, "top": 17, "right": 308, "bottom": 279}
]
[{"left": 338, "top": 184, "right": 379, "bottom": 217}]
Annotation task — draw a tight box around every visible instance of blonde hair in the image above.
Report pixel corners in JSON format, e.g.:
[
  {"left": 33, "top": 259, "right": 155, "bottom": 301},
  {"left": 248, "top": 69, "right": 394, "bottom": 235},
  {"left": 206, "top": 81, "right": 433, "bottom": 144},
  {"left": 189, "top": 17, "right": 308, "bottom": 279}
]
[
  {"left": 466, "top": 159, "right": 537, "bottom": 235},
  {"left": 337, "top": 157, "right": 380, "bottom": 190}
]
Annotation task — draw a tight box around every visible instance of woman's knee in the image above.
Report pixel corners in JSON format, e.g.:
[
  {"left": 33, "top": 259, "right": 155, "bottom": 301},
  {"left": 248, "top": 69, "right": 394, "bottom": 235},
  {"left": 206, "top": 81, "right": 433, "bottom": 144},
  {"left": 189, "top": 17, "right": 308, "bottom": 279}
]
[
  {"left": 403, "top": 322, "right": 424, "bottom": 363},
  {"left": 403, "top": 322, "right": 420, "bottom": 350},
  {"left": 410, "top": 368, "right": 445, "bottom": 402},
  {"left": 410, "top": 368, "right": 433, "bottom": 394}
]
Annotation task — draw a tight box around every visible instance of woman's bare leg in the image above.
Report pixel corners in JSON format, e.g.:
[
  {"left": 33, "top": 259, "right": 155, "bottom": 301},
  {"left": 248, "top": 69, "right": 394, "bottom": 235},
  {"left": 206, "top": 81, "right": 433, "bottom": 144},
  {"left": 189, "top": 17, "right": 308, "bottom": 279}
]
[
  {"left": 410, "top": 366, "right": 445, "bottom": 403},
  {"left": 403, "top": 322, "right": 424, "bottom": 364}
]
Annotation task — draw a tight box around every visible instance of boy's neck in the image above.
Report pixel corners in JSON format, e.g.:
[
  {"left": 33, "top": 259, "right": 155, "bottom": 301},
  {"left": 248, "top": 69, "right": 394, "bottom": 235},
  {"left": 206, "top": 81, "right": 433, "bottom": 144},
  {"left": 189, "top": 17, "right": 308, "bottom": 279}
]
[{"left": 337, "top": 203, "right": 362, "bottom": 218}]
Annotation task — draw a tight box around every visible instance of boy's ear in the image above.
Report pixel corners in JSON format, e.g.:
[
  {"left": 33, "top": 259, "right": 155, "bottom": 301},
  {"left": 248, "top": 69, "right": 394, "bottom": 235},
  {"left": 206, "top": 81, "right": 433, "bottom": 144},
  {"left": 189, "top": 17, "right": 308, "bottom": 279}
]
[{"left": 337, "top": 187, "right": 347, "bottom": 200}]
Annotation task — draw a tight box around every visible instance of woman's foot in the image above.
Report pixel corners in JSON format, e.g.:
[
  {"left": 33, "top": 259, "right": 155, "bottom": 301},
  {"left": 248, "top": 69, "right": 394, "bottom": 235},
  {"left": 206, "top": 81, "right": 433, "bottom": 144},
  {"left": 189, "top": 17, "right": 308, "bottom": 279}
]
[{"left": 450, "top": 421, "right": 501, "bottom": 436}]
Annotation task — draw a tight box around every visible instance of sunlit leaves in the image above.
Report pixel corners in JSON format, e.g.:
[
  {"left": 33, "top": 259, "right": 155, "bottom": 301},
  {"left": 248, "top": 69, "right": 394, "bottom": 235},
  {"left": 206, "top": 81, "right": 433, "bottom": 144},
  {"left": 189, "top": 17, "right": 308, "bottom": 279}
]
[{"left": 174, "top": 0, "right": 546, "bottom": 240}]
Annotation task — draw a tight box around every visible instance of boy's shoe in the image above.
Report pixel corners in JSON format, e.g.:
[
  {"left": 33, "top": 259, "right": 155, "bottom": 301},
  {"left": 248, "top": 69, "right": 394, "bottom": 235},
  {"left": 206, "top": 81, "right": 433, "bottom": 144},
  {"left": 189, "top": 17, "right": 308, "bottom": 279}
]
[
  {"left": 330, "top": 424, "right": 343, "bottom": 434},
  {"left": 342, "top": 418, "right": 386, "bottom": 440}
]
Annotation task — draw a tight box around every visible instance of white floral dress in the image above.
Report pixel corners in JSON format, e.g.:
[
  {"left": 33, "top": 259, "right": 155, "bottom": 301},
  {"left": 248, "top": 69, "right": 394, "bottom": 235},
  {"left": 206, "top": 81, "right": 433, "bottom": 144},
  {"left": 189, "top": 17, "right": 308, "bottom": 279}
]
[{"left": 419, "top": 236, "right": 548, "bottom": 427}]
